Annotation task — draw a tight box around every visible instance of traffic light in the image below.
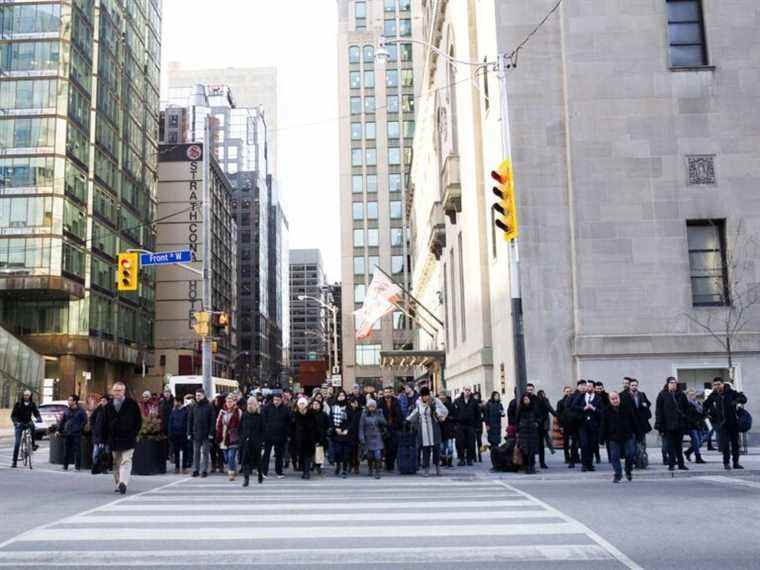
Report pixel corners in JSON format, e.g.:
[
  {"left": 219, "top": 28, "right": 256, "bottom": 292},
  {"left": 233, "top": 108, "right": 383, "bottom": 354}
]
[
  {"left": 192, "top": 311, "right": 210, "bottom": 337},
  {"left": 213, "top": 312, "right": 230, "bottom": 336},
  {"left": 117, "top": 253, "right": 139, "bottom": 291},
  {"left": 491, "top": 159, "right": 518, "bottom": 241}
]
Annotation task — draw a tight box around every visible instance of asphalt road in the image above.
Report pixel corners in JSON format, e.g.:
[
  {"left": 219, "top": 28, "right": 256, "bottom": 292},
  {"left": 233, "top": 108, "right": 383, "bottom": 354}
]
[{"left": 0, "top": 441, "right": 759, "bottom": 569}]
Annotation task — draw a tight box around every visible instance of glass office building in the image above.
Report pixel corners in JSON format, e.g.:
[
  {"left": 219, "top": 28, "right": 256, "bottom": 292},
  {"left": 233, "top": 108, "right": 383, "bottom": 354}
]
[{"left": 0, "top": 0, "right": 161, "bottom": 400}]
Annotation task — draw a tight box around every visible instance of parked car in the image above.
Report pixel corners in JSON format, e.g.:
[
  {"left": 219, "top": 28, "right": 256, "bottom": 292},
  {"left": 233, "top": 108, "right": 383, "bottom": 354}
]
[{"left": 36, "top": 401, "right": 68, "bottom": 438}]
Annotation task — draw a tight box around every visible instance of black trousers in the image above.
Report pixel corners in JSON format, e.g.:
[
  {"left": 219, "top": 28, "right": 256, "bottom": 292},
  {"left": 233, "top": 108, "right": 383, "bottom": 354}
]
[
  {"left": 383, "top": 430, "right": 398, "bottom": 470},
  {"left": 456, "top": 426, "right": 476, "bottom": 463},
  {"left": 537, "top": 428, "right": 548, "bottom": 466},
  {"left": 664, "top": 430, "right": 685, "bottom": 467},
  {"left": 563, "top": 429, "right": 579, "bottom": 464},
  {"left": 421, "top": 445, "right": 440, "bottom": 468},
  {"left": 242, "top": 444, "right": 263, "bottom": 477},
  {"left": 719, "top": 427, "right": 741, "bottom": 466},
  {"left": 63, "top": 434, "right": 81, "bottom": 469},
  {"left": 170, "top": 434, "right": 191, "bottom": 469},
  {"left": 579, "top": 425, "right": 598, "bottom": 469},
  {"left": 262, "top": 440, "right": 285, "bottom": 476}
]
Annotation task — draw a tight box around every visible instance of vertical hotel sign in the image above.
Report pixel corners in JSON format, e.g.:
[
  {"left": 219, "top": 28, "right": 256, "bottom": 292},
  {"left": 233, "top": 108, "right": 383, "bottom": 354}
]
[{"left": 186, "top": 143, "right": 203, "bottom": 328}]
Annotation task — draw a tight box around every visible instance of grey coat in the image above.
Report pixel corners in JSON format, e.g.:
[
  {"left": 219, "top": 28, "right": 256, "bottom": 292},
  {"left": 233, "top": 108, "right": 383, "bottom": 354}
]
[
  {"left": 407, "top": 398, "right": 449, "bottom": 447},
  {"left": 358, "top": 409, "right": 387, "bottom": 451}
]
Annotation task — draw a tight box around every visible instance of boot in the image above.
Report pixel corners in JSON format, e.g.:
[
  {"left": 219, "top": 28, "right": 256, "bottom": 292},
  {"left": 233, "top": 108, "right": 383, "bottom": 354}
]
[
  {"left": 695, "top": 455, "right": 706, "bottom": 464},
  {"left": 228, "top": 470, "right": 236, "bottom": 481},
  {"left": 243, "top": 474, "right": 250, "bottom": 487},
  {"left": 625, "top": 468, "right": 633, "bottom": 482},
  {"left": 367, "top": 460, "right": 374, "bottom": 478},
  {"left": 335, "top": 464, "right": 341, "bottom": 476},
  {"left": 685, "top": 449, "right": 692, "bottom": 462},
  {"left": 423, "top": 467, "right": 430, "bottom": 477},
  {"left": 613, "top": 473, "right": 622, "bottom": 484},
  {"left": 435, "top": 463, "right": 441, "bottom": 476},
  {"left": 342, "top": 463, "right": 348, "bottom": 479},
  {"left": 258, "top": 470, "right": 264, "bottom": 483},
  {"left": 374, "top": 462, "right": 381, "bottom": 479},
  {"left": 733, "top": 462, "right": 744, "bottom": 470}
]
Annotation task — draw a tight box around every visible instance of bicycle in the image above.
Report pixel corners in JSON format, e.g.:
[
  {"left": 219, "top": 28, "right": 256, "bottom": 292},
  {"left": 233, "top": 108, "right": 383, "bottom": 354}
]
[{"left": 19, "top": 423, "right": 34, "bottom": 470}]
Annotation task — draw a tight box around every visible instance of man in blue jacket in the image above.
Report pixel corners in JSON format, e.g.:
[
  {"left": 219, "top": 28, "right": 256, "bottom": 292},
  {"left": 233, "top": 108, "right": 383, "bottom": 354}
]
[
  {"left": 571, "top": 381, "right": 601, "bottom": 472},
  {"left": 61, "top": 394, "right": 87, "bottom": 471}
]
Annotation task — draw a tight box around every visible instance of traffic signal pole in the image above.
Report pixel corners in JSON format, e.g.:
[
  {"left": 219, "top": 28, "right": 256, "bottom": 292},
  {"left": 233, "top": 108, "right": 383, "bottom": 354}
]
[
  {"left": 201, "top": 117, "right": 213, "bottom": 397},
  {"left": 497, "top": 53, "right": 528, "bottom": 399}
]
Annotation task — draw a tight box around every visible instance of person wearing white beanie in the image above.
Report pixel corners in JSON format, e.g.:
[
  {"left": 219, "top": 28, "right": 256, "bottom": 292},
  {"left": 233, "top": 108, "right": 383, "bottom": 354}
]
[{"left": 358, "top": 398, "right": 387, "bottom": 479}]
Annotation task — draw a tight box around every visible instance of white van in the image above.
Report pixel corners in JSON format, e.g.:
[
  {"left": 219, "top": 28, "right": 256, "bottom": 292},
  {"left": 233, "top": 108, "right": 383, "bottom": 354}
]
[{"left": 167, "top": 376, "right": 239, "bottom": 399}]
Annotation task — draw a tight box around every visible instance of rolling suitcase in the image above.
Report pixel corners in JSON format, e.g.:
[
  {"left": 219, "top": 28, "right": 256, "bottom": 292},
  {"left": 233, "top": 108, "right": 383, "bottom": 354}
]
[{"left": 396, "top": 427, "right": 418, "bottom": 475}]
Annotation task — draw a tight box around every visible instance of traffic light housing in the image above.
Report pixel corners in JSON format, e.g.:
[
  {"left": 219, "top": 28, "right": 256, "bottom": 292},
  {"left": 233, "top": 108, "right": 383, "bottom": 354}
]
[
  {"left": 213, "top": 312, "right": 230, "bottom": 336},
  {"left": 117, "top": 253, "right": 139, "bottom": 291},
  {"left": 491, "top": 159, "right": 518, "bottom": 241},
  {"left": 192, "top": 311, "right": 210, "bottom": 337}
]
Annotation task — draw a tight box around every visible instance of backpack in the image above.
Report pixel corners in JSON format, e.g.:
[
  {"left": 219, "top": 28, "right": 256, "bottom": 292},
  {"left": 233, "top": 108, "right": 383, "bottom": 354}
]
[{"left": 736, "top": 408, "right": 752, "bottom": 433}]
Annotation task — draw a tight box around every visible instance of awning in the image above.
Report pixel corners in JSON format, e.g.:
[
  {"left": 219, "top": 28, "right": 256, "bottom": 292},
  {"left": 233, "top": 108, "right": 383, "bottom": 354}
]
[{"left": 380, "top": 350, "right": 445, "bottom": 370}]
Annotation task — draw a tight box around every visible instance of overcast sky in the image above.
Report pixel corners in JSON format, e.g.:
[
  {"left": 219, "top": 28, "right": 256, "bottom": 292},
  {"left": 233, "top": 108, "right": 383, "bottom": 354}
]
[{"left": 161, "top": 0, "right": 341, "bottom": 280}]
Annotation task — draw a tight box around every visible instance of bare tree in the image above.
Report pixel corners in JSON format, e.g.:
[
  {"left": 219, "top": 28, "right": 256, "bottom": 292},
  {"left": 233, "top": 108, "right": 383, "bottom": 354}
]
[{"left": 685, "top": 219, "right": 760, "bottom": 374}]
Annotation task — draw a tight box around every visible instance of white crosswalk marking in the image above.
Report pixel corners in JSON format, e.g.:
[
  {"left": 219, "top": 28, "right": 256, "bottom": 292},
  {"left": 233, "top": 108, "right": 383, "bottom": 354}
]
[{"left": 0, "top": 475, "right": 635, "bottom": 567}]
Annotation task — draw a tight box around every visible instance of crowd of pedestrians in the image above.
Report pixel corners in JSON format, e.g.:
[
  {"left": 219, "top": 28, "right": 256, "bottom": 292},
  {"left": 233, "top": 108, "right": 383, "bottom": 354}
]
[{"left": 8, "top": 375, "right": 751, "bottom": 488}]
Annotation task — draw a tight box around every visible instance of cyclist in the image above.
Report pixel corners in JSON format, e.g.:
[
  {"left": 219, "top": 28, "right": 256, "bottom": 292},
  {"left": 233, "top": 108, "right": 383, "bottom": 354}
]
[{"left": 11, "top": 389, "right": 41, "bottom": 468}]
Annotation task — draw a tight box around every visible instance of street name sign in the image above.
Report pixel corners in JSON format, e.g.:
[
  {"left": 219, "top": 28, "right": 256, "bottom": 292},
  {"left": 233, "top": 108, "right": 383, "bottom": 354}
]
[{"left": 139, "top": 250, "right": 192, "bottom": 267}]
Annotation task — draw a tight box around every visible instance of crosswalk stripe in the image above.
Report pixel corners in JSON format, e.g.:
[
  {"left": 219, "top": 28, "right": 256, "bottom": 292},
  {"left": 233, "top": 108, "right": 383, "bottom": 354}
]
[
  {"left": 0, "top": 544, "right": 614, "bottom": 566},
  {"left": 104, "top": 499, "right": 538, "bottom": 511},
  {"left": 172, "top": 480, "right": 489, "bottom": 488},
  {"left": 17, "top": 522, "right": 584, "bottom": 542},
  {"left": 66, "top": 509, "right": 555, "bottom": 524},
  {"left": 131, "top": 492, "right": 515, "bottom": 501}
]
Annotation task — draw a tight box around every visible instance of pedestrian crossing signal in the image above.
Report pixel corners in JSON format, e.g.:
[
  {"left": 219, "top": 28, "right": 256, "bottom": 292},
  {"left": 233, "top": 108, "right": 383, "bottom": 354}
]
[
  {"left": 117, "top": 253, "right": 139, "bottom": 291},
  {"left": 491, "top": 159, "right": 518, "bottom": 241}
]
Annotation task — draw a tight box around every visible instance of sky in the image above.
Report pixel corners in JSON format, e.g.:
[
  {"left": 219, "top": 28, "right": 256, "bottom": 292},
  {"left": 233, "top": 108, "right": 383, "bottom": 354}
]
[{"left": 161, "top": 0, "right": 341, "bottom": 280}]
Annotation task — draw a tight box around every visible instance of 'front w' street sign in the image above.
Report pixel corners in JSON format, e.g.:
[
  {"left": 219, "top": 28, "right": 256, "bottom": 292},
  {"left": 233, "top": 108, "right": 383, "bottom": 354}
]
[{"left": 139, "top": 250, "right": 192, "bottom": 267}]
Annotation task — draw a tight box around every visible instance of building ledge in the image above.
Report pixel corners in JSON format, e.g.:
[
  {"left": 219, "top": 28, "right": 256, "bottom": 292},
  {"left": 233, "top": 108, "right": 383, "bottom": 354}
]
[
  {"left": 441, "top": 153, "right": 461, "bottom": 224},
  {"left": 427, "top": 201, "right": 446, "bottom": 260},
  {"left": 0, "top": 275, "right": 85, "bottom": 299}
]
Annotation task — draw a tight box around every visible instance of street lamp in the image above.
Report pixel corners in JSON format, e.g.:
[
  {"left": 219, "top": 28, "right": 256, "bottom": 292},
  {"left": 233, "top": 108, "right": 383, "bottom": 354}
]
[
  {"left": 297, "top": 294, "right": 339, "bottom": 376},
  {"left": 376, "top": 35, "right": 529, "bottom": 398}
]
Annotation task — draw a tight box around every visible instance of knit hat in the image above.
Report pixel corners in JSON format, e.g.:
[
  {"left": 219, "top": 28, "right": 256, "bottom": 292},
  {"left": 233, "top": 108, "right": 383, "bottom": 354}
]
[
  {"left": 297, "top": 397, "right": 308, "bottom": 409},
  {"left": 366, "top": 398, "right": 377, "bottom": 408},
  {"left": 142, "top": 390, "right": 151, "bottom": 397}
]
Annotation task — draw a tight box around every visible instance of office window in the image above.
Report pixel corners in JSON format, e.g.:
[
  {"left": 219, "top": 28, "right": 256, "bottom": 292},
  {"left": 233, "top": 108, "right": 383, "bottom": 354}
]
[
  {"left": 364, "top": 70, "right": 375, "bottom": 88},
  {"left": 389, "top": 174, "right": 402, "bottom": 192},
  {"left": 363, "top": 45, "right": 374, "bottom": 64},
  {"left": 368, "top": 256, "right": 379, "bottom": 274},
  {"left": 350, "top": 71, "right": 361, "bottom": 89},
  {"left": 687, "top": 220, "right": 728, "bottom": 306},
  {"left": 388, "top": 147, "right": 401, "bottom": 165},
  {"left": 400, "top": 69, "right": 414, "bottom": 88},
  {"left": 355, "top": 344, "right": 381, "bottom": 366},
  {"left": 352, "top": 202, "right": 363, "bottom": 220},
  {"left": 353, "top": 229, "right": 365, "bottom": 247},
  {"left": 352, "top": 148, "right": 363, "bottom": 166},
  {"left": 355, "top": 1, "right": 366, "bottom": 29},
  {"left": 399, "top": 0, "right": 411, "bottom": 10},
  {"left": 401, "top": 94, "right": 414, "bottom": 113},
  {"left": 354, "top": 284, "right": 366, "bottom": 303},
  {"left": 367, "top": 228, "right": 379, "bottom": 247},
  {"left": 667, "top": 1, "right": 707, "bottom": 67},
  {"left": 386, "top": 70, "right": 399, "bottom": 88},
  {"left": 367, "top": 201, "right": 378, "bottom": 220},
  {"left": 387, "top": 121, "right": 400, "bottom": 139},
  {"left": 365, "top": 122, "right": 376, "bottom": 140},
  {"left": 393, "top": 311, "right": 406, "bottom": 330},
  {"left": 390, "top": 228, "right": 403, "bottom": 246},
  {"left": 352, "top": 175, "right": 363, "bottom": 193},
  {"left": 390, "top": 200, "right": 402, "bottom": 219},
  {"left": 400, "top": 43, "right": 413, "bottom": 61},
  {"left": 386, "top": 44, "right": 398, "bottom": 62},
  {"left": 403, "top": 120, "right": 415, "bottom": 138},
  {"left": 399, "top": 19, "right": 411, "bottom": 37},
  {"left": 384, "top": 19, "right": 397, "bottom": 37},
  {"left": 350, "top": 97, "right": 362, "bottom": 114},
  {"left": 392, "top": 255, "right": 404, "bottom": 274},
  {"left": 349, "top": 45, "right": 361, "bottom": 63},
  {"left": 387, "top": 95, "right": 399, "bottom": 113},
  {"left": 366, "top": 148, "right": 377, "bottom": 166},
  {"left": 364, "top": 96, "right": 375, "bottom": 113},
  {"left": 366, "top": 174, "right": 377, "bottom": 193},
  {"left": 351, "top": 122, "right": 362, "bottom": 140},
  {"left": 354, "top": 256, "right": 366, "bottom": 275},
  {"left": 404, "top": 147, "right": 412, "bottom": 165},
  {"left": 384, "top": 0, "right": 396, "bottom": 12}
]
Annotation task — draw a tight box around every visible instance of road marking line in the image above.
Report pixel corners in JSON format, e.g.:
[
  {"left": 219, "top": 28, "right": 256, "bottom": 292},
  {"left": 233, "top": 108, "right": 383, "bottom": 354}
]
[
  {"left": 697, "top": 476, "right": 760, "bottom": 490},
  {"left": 0, "top": 544, "right": 613, "bottom": 566},
  {"left": 170, "top": 480, "right": 497, "bottom": 488},
  {"left": 132, "top": 492, "right": 514, "bottom": 500},
  {"left": 104, "top": 499, "right": 538, "bottom": 512},
  {"left": 0, "top": 476, "right": 190, "bottom": 551},
  {"left": 494, "top": 481, "right": 643, "bottom": 570},
  {"left": 65, "top": 509, "right": 556, "bottom": 524},
  {"left": 17, "top": 522, "right": 584, "bottom": 542}
]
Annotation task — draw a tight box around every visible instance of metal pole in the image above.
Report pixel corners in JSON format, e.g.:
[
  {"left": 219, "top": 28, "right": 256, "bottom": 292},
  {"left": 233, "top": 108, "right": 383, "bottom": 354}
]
[
  {"left": 201, "top": 117, "right": 213, "bottom": 397},
  {"left": 498, "top": 53, "right": 528, "bottom": 399},
  {"left": 331, "top": 306, "right": 339, "bottom": 373}
]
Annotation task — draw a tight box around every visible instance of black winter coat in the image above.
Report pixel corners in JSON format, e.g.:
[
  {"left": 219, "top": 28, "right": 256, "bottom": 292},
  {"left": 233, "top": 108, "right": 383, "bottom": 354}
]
[
  {"left": 90, "top": 406, "right": 107, "bottom": 445},
  {"left": 620, "top": 390, "right": 652, "bottom": 435},
  {"left": 291, "top": 410, "right": 320, "bottom": 455},
  {"left": 262, "top": 404, "right": 291, "bottom": 443},
  {"left": 159, "top": 398, "right": 174, "bottom": 435},
  {"left": 655, "top": 390, "right": 688, "bottom": 433},
  {"left": 11, "top": 400, "right": 40, "bottom": 425},
  {"left": 484, "top": 400, "right": 504, "bottom": 445},
  {"left": 507, "top": 399, "right": 518, "bottom": 427},
  {"left": 439, "top": 399, "right": 456, "bottom": 441},
  {"left": 239, "top": 410, "right": 265, "bottom": 449},
  {"left": 600, "top": 405, "right": 639, "bottom": 444},
  {"left": 378, "top": 396, "right": 403, "bottom": 430},
  {"left": 571, "top": 392, "right": 602, "bottom": 430},
  {"left": 61, "top": 406, "right": 87, "bottom": 436},
  {"left": 454, "top": 396, "right": 481, "bottom": 429},
  {"left": 556, "top": 395, "right": 572, "bottom": 430},
  {"left": 704, "top": 387, "right": 748, "bottom": 430},
  {"left": 315, "top": 410, "right": 331, "bottom": 448},
  {"left": 346, "top": 405, "right": 363, "bottom": 444},
  {"left": 516, "top": 404, "right": 540, "bottom": 453},
  {"left": 188, "top": 399, "right": 215, "bottom": 441},
  {"left": 103, "top": 398, "right": 142, "bottom": 451}
]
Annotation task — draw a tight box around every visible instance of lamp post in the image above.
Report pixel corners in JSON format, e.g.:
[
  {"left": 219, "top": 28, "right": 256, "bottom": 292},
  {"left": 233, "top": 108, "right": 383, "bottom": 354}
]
[
  {"left": 297, "top": 295, "right": 339, "bottom": 376},
  {"left": 376, "top": 36, "right": 528, "bottom": 398}
]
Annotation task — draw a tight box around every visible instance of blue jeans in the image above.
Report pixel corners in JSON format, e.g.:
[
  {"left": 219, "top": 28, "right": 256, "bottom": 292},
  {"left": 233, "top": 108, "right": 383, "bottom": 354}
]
[
  {"left": 12, "top": 423, "right": 34, "bottom": 463},
  {"left": 92, "top": 443, "right": 110, "bottom": 464},
  {"left": 440, "top": 439, "right": 454, "bottom": 460},
  {"left": 223, "top": 448, "right": 238, "bottom": 472},
  {"left": 608, "top": 437, "right": 636, "bottom": 477},
  {"left": 687, "top": 429, "right": 702, "bottom": 457}
]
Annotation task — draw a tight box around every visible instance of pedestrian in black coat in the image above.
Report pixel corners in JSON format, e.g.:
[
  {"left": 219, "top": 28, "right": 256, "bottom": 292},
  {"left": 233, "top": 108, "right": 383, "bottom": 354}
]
[
  {"left": 620, "top": 379, "right": 652, "bottom": 442},
  {"left": 378, "top": 388, "right": 403, "bottom": 471},
  {"left": 703, "top": 379, "right": 748, "bottom": 469},
  {"left": 535, "top": 389, "right": 557, "bottom": 468},
  {"left": 438, "top": 393, "right": 456, "bottom": 468},
  {"left": 346, "top": 398, "right": 363, "bottom": 474},
  {"left": 600, "top": 391, "right": 640, "bottom": 482},
  {"left": 261, "top": 394, "right": 291, "bottom": 477},
  {"left": 556, "top": 386, "right": 578, "bottom": 465},
  {"left": 484, "top": 392, "right": 505, "bottom": 449},
  {"left": 516, "top": 395, "right": 540, "bottom": 474},
  {"left": 103, "top": 382, "right": 142, "bottom": 494},
  {"left": 655, "top": 377, "right": 689, "bottom": 471},
  {"left": 240, "top": 397, "right": 265, "bottom": 486},
  {"left": 187, "top": 391, "right": 215, "bottom": 477},
  {"left": 291, "top": 398, "right": 320, "bottom": 479},
  {"left": 61, "top": 395, "right": 87, "bottom": 471},
  {"left": 571, "top": 381, "right": 602, "bottom": 471},
  {"left": 453, "top": 387, "right": 480, "bottom": 465}
]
